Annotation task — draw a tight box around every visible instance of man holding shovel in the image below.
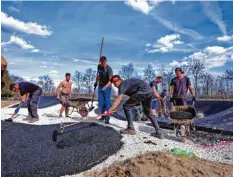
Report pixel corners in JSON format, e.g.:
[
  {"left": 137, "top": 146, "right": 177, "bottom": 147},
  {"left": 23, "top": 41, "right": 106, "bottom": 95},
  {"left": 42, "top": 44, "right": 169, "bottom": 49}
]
[
  {"left": 56, "top": 73, "right": 72, "bottom": 117},
  {"left": 105, "top": 75, "right": 164, "bottom": 139},
  {"left": 9, "top": 81, "right": 42, "bottom": 123},
  {"left": 94, "top": 56, "right": 113, "bottom": 124}
]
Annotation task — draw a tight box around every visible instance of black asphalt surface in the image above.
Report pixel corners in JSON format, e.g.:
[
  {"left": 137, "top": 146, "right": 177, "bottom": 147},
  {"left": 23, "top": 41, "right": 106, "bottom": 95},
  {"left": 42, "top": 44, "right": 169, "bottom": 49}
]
[{"left": 1, "top": 121, "right": 122, "bottom": 177}]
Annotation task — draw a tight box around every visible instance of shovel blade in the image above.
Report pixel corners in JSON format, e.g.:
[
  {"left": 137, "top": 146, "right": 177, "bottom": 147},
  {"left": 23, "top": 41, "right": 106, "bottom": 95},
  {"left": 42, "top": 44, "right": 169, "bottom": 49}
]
[
  {"left": 5, "top": 118, "right": 13, "bottom": 122},
  {"left": 89, "top": 106, "right": 95, "bottom": 111}
]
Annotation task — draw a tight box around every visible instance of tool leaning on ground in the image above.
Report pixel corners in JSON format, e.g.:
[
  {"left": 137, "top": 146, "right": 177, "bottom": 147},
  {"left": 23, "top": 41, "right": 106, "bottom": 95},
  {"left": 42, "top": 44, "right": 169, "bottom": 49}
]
[
  {"left": 88, "top": 84, "right": 97, "bottom": 111},
  {"left": 5, "top": 101, "right": 25, "bottom": 122},
  {"left": 52, "top": 110, "right": 116, "bottom": 142}
]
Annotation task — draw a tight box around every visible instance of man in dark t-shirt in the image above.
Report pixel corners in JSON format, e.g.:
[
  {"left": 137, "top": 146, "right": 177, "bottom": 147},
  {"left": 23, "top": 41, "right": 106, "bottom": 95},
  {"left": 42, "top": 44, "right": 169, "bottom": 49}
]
[
  {"left": 10, "top": 81, "right": 42, "bottom": 123},
  {"left": 94, "top": 56, "right": 113, "bottom": 124},
  {"left": 170, "top": 67, "right": 195, "bottom": 106},
  {"left": 105, "top": 75, "right": 164, "bottom": 139}
]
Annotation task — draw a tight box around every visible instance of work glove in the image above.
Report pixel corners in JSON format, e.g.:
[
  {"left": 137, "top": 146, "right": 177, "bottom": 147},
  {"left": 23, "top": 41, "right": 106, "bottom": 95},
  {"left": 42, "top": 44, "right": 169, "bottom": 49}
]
[
  {"left": 94, "top": 82, "right": 98, "bottom": 88},
  {"left": 14, "top": 107, "right": 20, "bottom": 114},
  {"left": 104, "top": 110, "right": 111, "bottom": 117},
  {"left": 101, "top": 87, "right": 107, "bottom": 92},
  {"left": 170, "top": 97, "right": 174, "bottom": 103},
  {"left": 192, "top": 96, "right": 196, "bottom": 102}
]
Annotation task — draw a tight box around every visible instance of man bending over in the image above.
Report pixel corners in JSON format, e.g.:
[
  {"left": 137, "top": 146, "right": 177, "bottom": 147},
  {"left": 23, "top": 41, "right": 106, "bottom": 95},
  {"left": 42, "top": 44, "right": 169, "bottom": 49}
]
[{"left": 105, "top": 75, "right": 164, "bottom": 139}]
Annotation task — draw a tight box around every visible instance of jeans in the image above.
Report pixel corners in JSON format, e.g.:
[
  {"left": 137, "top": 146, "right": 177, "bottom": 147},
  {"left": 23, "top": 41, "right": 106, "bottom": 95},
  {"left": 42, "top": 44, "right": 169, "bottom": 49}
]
[
  {"left": 28, "top": 88, "right": 42, "bottom": 118},
  {"left": 123, "top": 93, "right": 161, "bottom": 132},
  {"left": 98, "top": 86, "right": 112, "bottom": 121}
]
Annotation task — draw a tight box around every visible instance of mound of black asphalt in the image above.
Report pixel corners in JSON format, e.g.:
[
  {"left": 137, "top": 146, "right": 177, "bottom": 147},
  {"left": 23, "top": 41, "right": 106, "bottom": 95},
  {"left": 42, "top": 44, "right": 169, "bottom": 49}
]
[{"left": 1, "top": 121, "right": 122, "bottom": 177}]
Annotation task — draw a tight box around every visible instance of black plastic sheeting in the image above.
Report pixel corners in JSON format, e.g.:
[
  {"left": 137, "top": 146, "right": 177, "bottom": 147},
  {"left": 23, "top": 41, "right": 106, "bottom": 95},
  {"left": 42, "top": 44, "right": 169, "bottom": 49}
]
[
  {"left": 10, "top": 96, "right": 60, "bottom": 109},
  {"left": 111, "top": 100, "right": 233, "bottom": 133},
  {"left": 194, "top": 107, "right": 233, "bottom": 132},
  {"left": 1, "top": 121, "right": 122, "bottom": 177}
]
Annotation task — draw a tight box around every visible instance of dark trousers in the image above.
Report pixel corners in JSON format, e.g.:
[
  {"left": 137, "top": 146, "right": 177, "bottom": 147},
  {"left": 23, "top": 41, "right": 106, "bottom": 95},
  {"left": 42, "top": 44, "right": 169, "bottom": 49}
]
[
  {"left": 123, "top": 93, "right": 161, "bottom": 132},
  {"left": 173, "top": 98, "right": 187, "bottom": 106},
  {"left": 28, "top": 88, "right": 42, "bottom": 118}
]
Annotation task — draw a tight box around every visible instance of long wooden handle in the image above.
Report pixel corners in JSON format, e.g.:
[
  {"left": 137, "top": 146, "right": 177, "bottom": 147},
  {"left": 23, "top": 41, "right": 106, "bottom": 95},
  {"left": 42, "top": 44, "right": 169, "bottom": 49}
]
[{"left": 61, "top": 113, "right": 105, "bottom": 129}]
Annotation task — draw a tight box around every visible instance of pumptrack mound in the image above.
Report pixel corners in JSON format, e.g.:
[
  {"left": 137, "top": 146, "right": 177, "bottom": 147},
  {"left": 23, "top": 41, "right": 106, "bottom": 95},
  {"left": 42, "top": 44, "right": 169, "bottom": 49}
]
[
  {"left": 1, "top": 121, "right": 122, "bottom": 177},
  {"left": 89, "top": 152, "right": 233, "bottom": 177}
]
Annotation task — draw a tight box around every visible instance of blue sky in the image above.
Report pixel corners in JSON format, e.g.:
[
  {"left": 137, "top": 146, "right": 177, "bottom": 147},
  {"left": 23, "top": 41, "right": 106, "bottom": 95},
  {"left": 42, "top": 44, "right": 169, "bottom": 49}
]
[{"left": 1, "top": 1, "right": 233, "bottom": 85}]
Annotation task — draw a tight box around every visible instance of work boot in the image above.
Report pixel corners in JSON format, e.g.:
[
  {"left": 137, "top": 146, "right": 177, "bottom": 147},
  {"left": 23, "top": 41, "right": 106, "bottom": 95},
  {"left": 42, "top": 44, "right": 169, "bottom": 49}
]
[
  {"left": 65, "top": 115, "right": 70, "bottom": 118},
  {"left": 151, "top": 130, "right": 165, "bottom": 139},
  {"left": 59, "top": 115, "right": 62, "bottom": 118},
  {"left": 120, "top": 126, "right": 136, "bottom": 135},
  {"left": 23, "top": 117, "right": 32, "bottom": 121},
  {"left": 105, "top": 120, "right": 110, "bottom": 124},
  {"left": 28, "top": 118, "right": 39, "bottom": 123},
  {"left": 99, "top": 116, "right": 105, "bottom": 121}
]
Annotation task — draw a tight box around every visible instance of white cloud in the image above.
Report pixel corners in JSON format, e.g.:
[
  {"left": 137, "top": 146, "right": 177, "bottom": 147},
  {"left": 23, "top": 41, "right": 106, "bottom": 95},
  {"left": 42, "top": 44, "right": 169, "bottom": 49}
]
[
  {"left": 22, "top": 76, "right": 30, "bottom": 81},
  {"left": 9, "top": 6, "right": 20, "bottom": 12},
  {"left": 125, "top": 1, "right": 202, "bottom": 40},
  {"left": 1, "top": 12, "right": 52, "bottom": 36},
  {"left": 40, "top": 65, "right": 48, "bottom": 68},
  {"left": 145, "top": 43, "right": 151, "bottom": 47},
  {"left": 185, "top": 46, "right": 233, "bottom": 68},
  {"left": 146, "top": 34, "right": 192, "bottom": 53},
  {"left": 73, "top": 58, "right": 96, "bottom": 65},
  {"left": 124, "top": 0, "right": 154, "bottom": 15},
  {"left": 151, "top": 13, "right": 203, "bottom": 40},
  {"left": 204, "top": 46, "right": 226, "bottom": 54},
  {"left": 31, "top": 49, "right": 40, "bottom": 53},
  {"left": 1, "top": 35, "right": 35, "bottom": 49},
  {"left": 169, "top": 60, "right": 188, "bottom": 67},
  {"left": 217, "top": 35, "right": 233, "bottom": 42},
  {"left": 202, "top": 2, "right": 227, "bottom": 35},
  {"left": 49, "top": 70, "right": 58, "bottom": 74}
]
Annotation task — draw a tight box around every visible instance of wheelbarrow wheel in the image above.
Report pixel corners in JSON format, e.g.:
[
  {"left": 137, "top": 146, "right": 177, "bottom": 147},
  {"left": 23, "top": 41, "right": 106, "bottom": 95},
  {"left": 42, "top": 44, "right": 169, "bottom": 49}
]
[
  {"left": 80, "top": 107, "right": 88, "bottom": 117},
  {"left": 180, "top": 125, "right": 186, "bottom": 137}
]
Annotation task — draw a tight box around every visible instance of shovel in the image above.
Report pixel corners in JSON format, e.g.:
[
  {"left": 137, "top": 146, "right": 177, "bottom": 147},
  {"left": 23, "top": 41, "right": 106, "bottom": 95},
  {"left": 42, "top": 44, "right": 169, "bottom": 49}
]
[
  {"left": 5, "top": 107, "right": 20, "bottom": 122},
  {"left": 89, "top": 85, "right": 97, "bottom": 111}
]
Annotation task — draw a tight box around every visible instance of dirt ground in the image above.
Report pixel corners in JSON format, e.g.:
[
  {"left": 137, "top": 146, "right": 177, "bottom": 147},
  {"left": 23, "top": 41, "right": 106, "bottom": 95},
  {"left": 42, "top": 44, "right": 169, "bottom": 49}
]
[
  {"left": 88, "top": 151, "right": 233, "bottom": 177},
  {"left": 1, "top": 100, "right": 19, "bottom": 108}
]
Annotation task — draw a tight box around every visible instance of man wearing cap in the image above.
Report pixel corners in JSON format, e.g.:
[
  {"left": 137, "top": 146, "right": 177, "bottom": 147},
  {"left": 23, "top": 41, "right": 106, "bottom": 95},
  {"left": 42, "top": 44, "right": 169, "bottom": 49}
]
[
  {"left": 10, "top": 81, "right": 43, "bottom": 123},
  {"left": 105, "top": 75, "right": 164, "bottom": 139},
  {"left": 170, "top": 67, "right": 195, "bottom": 106},
  {"left": 94, "top": 56, "right": 113, "bottom": 124}
]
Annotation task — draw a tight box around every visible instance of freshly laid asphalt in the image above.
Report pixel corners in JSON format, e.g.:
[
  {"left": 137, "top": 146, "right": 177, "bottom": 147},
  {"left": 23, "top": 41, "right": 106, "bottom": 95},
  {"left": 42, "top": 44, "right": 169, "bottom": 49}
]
[{"left": 1, "top": 121, "right": 122, "bottom": 177}]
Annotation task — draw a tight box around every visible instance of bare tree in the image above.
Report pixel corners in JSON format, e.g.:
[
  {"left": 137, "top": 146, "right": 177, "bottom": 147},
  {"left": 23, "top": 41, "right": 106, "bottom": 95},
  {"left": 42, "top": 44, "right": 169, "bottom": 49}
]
[
  {"left": 143, "top": 64, "right": 156, "bottom": 83},
  {"left": 10, "top": 74, "right": 25, "bottom": 83},
  {"left": 201, "top": 73, "right": 214, "bottom": 96},
  {"left": 38, "top": 75, "right": 55, "bottom": 93},
  {"left": 72, "top": 71, "right": 84, "bottom": 93},
  {"left": 83, "top": 68, "right": 96, "bottom": 94},
  {"left": 189, "top": 59, "right": 205, "bottom": 97},
  {"left": 118, "top": 63, "right": 138, "bottom": 80},
  {"left": 224, "top": 68, "right": 233, "bottom": 80}
]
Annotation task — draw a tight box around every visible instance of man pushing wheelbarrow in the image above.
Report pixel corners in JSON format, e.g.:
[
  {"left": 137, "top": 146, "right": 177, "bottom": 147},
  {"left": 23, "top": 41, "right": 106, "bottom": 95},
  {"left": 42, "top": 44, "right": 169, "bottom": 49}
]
[{"left": 169, "top": 67, "right": 196, "bottom": 140}]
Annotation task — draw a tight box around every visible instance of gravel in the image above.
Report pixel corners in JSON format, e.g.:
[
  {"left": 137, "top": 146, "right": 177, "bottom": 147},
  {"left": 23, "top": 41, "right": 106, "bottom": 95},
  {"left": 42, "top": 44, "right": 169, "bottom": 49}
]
[{"left": 1, "top": 121, "right": 122, "bottom": 177}]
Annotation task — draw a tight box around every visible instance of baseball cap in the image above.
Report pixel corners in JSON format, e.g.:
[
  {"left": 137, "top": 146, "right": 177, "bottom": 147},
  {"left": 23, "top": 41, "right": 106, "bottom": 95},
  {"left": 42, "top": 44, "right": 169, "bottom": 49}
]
[{"left": 175, "top": 67, "right": 184, "bottom": 74}]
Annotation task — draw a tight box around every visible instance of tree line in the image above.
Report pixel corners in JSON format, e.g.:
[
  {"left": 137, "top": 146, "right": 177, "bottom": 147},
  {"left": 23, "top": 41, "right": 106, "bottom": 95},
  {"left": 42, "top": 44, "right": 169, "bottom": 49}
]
[{"left": 2, "top": 58, "right": 233, "bottom": 99}]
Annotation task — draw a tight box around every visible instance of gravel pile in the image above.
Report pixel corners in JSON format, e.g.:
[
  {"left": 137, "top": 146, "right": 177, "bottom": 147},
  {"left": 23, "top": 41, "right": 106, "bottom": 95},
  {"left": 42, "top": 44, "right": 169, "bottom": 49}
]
[{"left": 1, "top": 121, "right": 122, "bottom": 177}]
